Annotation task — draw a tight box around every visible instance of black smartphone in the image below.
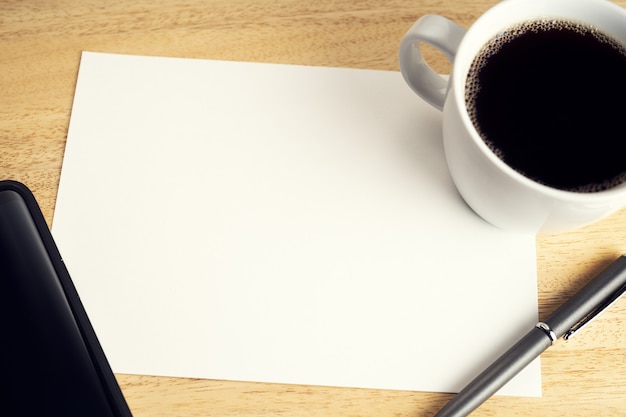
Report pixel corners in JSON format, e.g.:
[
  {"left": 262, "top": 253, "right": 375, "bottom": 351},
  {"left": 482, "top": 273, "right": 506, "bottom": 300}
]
[{"left": 0, "top": 180, "right": 132, "bottom": 416}]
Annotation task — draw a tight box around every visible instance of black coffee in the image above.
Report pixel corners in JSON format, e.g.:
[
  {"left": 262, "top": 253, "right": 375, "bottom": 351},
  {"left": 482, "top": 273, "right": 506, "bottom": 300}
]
[{"left": 466, "top": 20, "right": 626, "bottom": 192}]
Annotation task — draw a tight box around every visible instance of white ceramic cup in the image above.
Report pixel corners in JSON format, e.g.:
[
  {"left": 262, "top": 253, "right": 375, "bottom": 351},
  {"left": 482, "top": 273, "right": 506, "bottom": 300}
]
[{"left": 399, "top": 0, "right": 626, "bottom": 233}]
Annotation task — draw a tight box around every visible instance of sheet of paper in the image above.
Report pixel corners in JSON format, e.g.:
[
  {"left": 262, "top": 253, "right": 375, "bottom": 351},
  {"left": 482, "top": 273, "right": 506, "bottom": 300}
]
[{"left": 52, "top": 52, "right": 540, "bottom": 396}]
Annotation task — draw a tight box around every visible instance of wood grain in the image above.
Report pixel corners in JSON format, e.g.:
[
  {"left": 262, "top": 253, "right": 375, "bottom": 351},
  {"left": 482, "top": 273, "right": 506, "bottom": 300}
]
[{"left": 2, "top": 1, "right": 626, "bottom": 415}]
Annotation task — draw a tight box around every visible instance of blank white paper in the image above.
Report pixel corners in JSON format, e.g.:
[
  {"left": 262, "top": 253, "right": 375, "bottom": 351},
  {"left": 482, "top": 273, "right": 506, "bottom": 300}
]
[{"left": 52, "top": 52, "right": 540, "bottom": 396}]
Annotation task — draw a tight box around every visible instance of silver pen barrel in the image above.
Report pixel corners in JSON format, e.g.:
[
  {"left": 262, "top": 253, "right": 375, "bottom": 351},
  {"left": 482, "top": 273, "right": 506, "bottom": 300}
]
[
  {"left": 433, "top": 255, "right": 626, "bottom": 417},
  {"left": 434, "top": 327, "right": 552, "bottom": 417}
]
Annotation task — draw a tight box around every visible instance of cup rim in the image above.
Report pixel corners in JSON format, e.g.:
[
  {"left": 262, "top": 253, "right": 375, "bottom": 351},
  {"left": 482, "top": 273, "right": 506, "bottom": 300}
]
[{"left": 450, "top": 0, "right": 626, "bottom": 202}]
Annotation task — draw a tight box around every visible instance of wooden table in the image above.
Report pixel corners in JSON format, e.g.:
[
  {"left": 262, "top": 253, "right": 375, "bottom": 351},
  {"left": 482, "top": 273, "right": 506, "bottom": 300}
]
[{"left": 3, "top": 1, "right": 626, "bottom": 415}]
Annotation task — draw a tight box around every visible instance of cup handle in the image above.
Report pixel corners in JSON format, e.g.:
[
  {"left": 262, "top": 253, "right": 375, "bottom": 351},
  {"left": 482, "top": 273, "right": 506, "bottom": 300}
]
[{"left": 399, "top": 15, "right": 466, "bottom": 110}]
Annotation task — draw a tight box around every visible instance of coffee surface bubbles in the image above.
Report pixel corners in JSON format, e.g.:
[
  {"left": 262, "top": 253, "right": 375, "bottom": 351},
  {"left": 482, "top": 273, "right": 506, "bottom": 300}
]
[{"left": 466, "top": 19, "right": 626, "bottom": 192}]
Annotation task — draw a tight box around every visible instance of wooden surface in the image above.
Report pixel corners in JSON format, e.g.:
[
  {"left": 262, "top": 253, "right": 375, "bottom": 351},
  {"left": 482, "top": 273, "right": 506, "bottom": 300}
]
[{"left": 3, "top": 1, "right": 626, "bottom": 415}]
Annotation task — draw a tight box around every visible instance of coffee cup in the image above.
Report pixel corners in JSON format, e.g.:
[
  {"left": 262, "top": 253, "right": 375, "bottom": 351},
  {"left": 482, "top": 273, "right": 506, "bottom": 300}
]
[{"left": 399, "top": 0, "right": 626, "bottom": 233}]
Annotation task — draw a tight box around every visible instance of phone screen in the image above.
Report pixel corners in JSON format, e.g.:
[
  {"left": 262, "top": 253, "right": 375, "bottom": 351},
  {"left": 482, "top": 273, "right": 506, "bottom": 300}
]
[{"left": 0, "top": 189, "right": 126, "bottom": 416}]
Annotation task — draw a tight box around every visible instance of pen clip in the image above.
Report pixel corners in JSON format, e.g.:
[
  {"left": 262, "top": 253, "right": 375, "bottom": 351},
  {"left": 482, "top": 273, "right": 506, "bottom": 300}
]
[{"left": 564, "top": 282, "right": 626, "bottom": 340}]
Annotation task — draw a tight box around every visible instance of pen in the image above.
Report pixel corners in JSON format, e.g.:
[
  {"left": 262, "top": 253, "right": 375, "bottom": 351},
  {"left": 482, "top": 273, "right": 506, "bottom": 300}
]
[{"left": 434, "top": 254, "right": 626, "bottom": 417}]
